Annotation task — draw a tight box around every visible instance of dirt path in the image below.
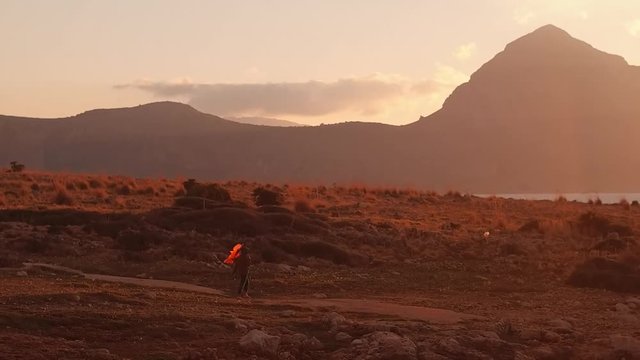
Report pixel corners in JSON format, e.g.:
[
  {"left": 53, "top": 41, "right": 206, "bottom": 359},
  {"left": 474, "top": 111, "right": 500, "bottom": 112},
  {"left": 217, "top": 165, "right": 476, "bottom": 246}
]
[
  {"left": 22, "top": 262, "right": 226, "bottom": 296},
  {"left": 260, "top": 298, "right": 483, "bottom": 324},
  {"left": 21, "top": 263, "right": 481, "bottom": 324}
]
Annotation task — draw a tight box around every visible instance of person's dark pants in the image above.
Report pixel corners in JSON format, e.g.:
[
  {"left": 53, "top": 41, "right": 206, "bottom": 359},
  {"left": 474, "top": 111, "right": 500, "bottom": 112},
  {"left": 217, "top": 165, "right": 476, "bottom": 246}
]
[{"left": 238, "top": 272, "right": 249, "bottom": 295}]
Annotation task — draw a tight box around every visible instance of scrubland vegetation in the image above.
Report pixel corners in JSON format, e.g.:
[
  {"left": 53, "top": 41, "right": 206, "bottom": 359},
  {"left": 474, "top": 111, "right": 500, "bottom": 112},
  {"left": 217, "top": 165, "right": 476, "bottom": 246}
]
[{"left": 1, "top": 170, "right": 640, "bottom": 359}]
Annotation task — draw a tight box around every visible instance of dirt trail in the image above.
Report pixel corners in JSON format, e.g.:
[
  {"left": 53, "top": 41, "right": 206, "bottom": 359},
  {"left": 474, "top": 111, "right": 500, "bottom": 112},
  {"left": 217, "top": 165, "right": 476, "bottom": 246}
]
[
  {"left": 260, "top": 298, "right": 483, "bottom": 324},
  {"left": 22, "top": 263, "right": 226, "bottom": 296},
  {"left": 21, "top": 263, "right": 480, "bottom": 324}
]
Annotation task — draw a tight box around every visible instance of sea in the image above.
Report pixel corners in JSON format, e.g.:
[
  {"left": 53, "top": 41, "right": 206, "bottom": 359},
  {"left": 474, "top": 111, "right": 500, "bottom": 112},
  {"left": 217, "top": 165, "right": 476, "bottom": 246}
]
[{"left": 475, "top": 193, "right": 640, "bottom": 204}]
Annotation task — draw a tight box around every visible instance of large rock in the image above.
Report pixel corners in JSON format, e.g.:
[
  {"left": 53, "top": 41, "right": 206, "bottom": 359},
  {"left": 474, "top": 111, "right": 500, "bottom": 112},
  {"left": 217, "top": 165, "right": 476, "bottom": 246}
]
[
  {"left": 346, "top": 331, "right": 417, "bottom": 360},
  {"left": 239, "top": 329, "right": 281, "bottom": 355},
  {"left": 610, "top": 335, "right": 640, "bottom": 356}
]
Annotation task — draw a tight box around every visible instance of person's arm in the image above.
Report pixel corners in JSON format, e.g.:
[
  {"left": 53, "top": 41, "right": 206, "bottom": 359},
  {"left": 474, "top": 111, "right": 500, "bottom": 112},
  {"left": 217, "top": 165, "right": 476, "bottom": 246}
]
[{"left": 232, "top": 262, "right": 238, "bottom": 277}]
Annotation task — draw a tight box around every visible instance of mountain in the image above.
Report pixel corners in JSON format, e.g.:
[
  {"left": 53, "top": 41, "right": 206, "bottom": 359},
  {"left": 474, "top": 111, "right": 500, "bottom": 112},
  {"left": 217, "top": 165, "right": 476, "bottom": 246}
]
[
  {"left": 407, "top": 24, "right": 640, "bottom": 192},
  {"left": 226, "top": 116, "right": 304, "bottom": 127},
  {"left": 2, "top": 25, "right": 640, "bottom": 192}
]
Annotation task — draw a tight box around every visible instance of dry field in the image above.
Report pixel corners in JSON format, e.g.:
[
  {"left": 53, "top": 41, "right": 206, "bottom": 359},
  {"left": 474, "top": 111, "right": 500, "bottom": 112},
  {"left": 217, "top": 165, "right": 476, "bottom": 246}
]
[{"left": 1, "top": 170, "right": 640, "bottom": 359}]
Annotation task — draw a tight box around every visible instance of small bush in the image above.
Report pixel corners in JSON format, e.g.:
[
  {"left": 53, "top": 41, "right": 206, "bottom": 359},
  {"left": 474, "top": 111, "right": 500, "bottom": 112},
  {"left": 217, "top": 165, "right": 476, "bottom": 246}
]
[
  {"left": 620, "top": 198, "right": 631, "bottom": 210},
  {"left": 53, "top": 189, "right": 74, "bottom": 206},
  {"left": 182, "top": 179, "right": 231, "bottom": 202},
  {"left": 117, "top": 185, "right": 132, "bottom": 195},
  {"left": 253, "top": 187, "right": 284, "bottom": 206},
  {"left": 9, "top": 161, "right": 25, "bottom": 173},
  {"left": 75, "top": 181, "right": 89, "bottom": 190},
  {"left": 88, "top": 179, "right": 103, "bottom": 189},
  {"left": 577, "top": 211, "right": 632, "bottom": 237},
  {"left": 568, "top": 257, "right": 640, "bottom": 293},
  {"left": 294, "top": 199, "right": 315, "bottom": 213}
]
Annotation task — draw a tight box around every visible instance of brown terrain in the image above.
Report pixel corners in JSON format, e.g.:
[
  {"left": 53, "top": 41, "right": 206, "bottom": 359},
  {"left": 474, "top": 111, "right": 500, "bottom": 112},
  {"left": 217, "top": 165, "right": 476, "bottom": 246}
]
[
  {"left": 2, "top": 25, "right": 640, "bottom": 193},
  {"left": 1, "top": 170, "right": 640, "bottom": 359}
]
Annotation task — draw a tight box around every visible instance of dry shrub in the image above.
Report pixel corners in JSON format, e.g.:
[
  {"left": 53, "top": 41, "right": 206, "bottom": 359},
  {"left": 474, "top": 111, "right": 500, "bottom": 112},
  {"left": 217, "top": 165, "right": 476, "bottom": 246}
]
[
  {"left": 568, "top": 257, "right": 640, "bottom": 293},
  {"left": 518, "top": 219, "right": 541, "bottom": 233},
  {"left": 117, "top": 185, "right": 132, "bottom": 195},
  {"left": 577, "top": 211, "right": 632, "bottom": 237},
  {"left": 75, "top": 181, "right": 89, "bottom": 190},
  {"left": 555, "top": 195, "right": 568, "bottom": 203},
  {"left": 137, "top": 186, "right": 155, "bottom": 195},
  {"left": 499, "top": 239, "right": 528, "bottom": 256},
  {"left": 88, "top": 178, "right": 103, "bottom": 189},
  {"left": 182, "top": 179, "right": 231, "bottom": 202},
  {"left": 93, "top": 189, "right": 108, "bottom": 200},
  {"left": 252, "top": 186, "right": 284, "bottom": 206},
  {"left": 294, "top": 199, "right": 315, "bottom": 213},
  {"left": 115, "top": 228, "right": 166, "bottom": 252},
  {"left": 270, "top": 238, "right": 366, "bottom": 266},
  {"left": 619, "top": 198, "right": 631, "bottom": 210},
  {"left": 53, "top": 188, "right": 74, "bottom": 206}
]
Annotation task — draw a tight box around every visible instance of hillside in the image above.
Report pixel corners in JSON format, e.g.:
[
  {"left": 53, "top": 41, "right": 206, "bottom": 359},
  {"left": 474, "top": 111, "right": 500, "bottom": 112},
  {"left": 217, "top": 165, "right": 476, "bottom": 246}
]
[
  {"left": 2, "top": 25, "right": 640, "bottom": 192},
  {"left": 1, "top": 170, "right": 640, "bottom": 359}
]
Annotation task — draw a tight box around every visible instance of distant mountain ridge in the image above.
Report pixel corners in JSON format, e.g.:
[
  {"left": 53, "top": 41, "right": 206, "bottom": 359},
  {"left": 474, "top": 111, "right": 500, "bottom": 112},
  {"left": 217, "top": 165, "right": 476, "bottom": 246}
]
[{"left": 2, "top": 25, "right": 640, "bottom": 192}]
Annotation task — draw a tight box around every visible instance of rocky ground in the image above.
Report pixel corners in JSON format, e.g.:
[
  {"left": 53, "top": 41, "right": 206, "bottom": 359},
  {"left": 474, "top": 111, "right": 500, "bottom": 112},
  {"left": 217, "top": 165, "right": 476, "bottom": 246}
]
[{"left": 1, "top": 171, "right": 640, "bottom": 359}]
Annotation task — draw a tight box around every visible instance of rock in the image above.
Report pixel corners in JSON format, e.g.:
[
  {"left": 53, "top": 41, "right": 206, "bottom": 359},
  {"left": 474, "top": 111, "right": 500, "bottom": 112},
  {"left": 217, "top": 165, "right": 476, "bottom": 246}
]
[
  {"left": 16, "top": 271, "right": 28, "bottom": 277},
  {"left": 297, "top": 265, "right": 311, "bottom": 272},
  {"left": 350, "top": 332, "right": 417, "bottom": 360},
  {"left": 418, "top": 349, "right": 451, "bottom": 360},
  {"left": 281, "top": 310, "right": 296, "bottom": 317},
  {"left": 436, "top": 338, "right": 465, "bottom": 354},
  {"left": 239, "top": 329, "right": 281, "bottom": 355},
  {"left": 141, "top": 291, "right": 157, "bottom": 300},
  {"left": 613, "top": 312, "right": 639, "bottom": 323},
  {"left": 519, "top": 329, "right": 543, "bottom": 341},
  {"left": 304, "top": 336, "right": 324, "bottom": 350},
  {"left": 627, "top": 297, "right": 640, "bottom": 306},
  {"left": 85, "top": 348, "right": 117, "bottom": 360},
  {"left": 351, "top": 339, "right": 364, "bottom": 346},
  {"left": 313, "top": 293, "right": 328, "bottom": 299},
  {"left": 231, "top": 318, "right": 250, "bottom": 333},
  {"left": 514, "top": 352, "right": 535, "bottom": 360},
  {"left": 615, "top": 303, "right": 631, "bottom": 313},
  {"left": 531, "top": 346, "right": 555, "bottom": 359},
  {"left": 541, "top": 331, "right": 561, "bottom": 343},
  {"left": 548, "top": 319, "right": 573, "bottom": 333},
  {"left": 391, "top": 271, "right": 401, "bottom": 275},
  {"left": 610, "top": 335, "right": 640, "bottom": 356},
  {"left": 276, "top": 264, "right": 293, "bottom": 272},
  {"left": 323, "top": 312, "right": 346, "bottom": 331},
  {"left": 335, "top": 332, "right": 352, "bottom": 342}
]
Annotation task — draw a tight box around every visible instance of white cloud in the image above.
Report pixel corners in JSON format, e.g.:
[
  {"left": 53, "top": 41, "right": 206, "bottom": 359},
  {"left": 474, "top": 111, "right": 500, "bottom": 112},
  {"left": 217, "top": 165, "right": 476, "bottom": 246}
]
[
  {"left": 454, "top": 42, "right": 477, "bottom": 61},
  {"left": 578, "top": 10, "right": 589, "bottom": 20},
  {"left": 627, "top": 19, "right": 640, "bottom": 37},
  {"left": 514, "top": 9, "right": 536, "bottom": 25},
  {"left": 116, "top": 74, "right": 449, "bottom": 118},
  {"left": 433, "top": 65, "right": 470, "bottom": 86}
]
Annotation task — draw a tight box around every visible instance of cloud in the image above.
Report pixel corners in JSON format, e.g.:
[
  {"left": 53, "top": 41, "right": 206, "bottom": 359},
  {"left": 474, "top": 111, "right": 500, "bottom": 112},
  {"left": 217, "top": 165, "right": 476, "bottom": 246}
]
[
  {"left": 117, "top": 74, "right": 451, "bottom": 118},
  {"left": 578, "top": 10, "right": 589, "bottom": 20},
  {"left": 627, "top": 19, "right": 640, "bottom": 37},
  {"left": 433, "top": 65, "right": 470, "bottom": 86},
  {"left": 454, "top": 42, "right": 477, "bottom": 61},
  {"left": 514, "top": 9, "right": 536, "bottom": 25}
]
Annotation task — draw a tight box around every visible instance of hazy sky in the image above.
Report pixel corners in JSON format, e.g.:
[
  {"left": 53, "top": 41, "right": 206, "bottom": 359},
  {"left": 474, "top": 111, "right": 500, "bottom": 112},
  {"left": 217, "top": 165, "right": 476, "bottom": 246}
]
[{"left": 1, "top": 0, "right": 639, "bottom": 125}]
